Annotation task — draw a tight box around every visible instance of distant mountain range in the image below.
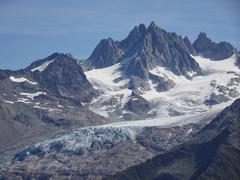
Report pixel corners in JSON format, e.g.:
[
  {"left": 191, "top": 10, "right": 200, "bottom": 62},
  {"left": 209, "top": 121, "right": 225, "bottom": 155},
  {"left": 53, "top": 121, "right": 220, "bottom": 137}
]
[{"left": 0, "top": 22, "right": 239, "bottom": 179}]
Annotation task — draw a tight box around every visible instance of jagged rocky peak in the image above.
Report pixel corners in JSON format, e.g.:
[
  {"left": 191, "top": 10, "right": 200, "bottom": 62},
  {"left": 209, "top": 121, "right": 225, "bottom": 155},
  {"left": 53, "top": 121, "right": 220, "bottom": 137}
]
[
  {"left": 87, "top": 38, "right": 124, "bottom": 68},
  {"left": 28, "top": 52, "right": 98, "bottom": 102},
  {"left": 87, "top": 22, "right": 202, "bottom": 79},
  {"left": 184, "top": 36, "right": 196, "bottom": 55},
  {"left": 120, "top": 23, "right": 146, "bottom": 52},
  {"left": 193, "top": 32, "right": 235, "bottom": 60},
  {"left": 125, "top": 21, "right": 202, "bottom": 78},
  {"left": 86, "top": 22, "right": 203, "bottom": 94},
  {"left": 27, "top": 52, "right": 62, "bottom": 71}
]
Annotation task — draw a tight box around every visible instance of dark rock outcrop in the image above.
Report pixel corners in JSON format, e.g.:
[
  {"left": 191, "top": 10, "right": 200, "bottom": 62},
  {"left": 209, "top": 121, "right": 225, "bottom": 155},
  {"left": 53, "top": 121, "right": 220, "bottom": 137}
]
[
  {"left": 29, "top": 53, "right": 98, "bottom": 103},
  {"left": 193, "top": 32, "right": 235, "bottom": 60},
  {"left": 183, "top": 36, "right": 196, "bottom": 55},
  {"left": 235, "top": 51, "right": 240, "bottom": 68},
  {"left": 123, "top": 92, "right": 151, "bottom": 118},
  {"left": 87, "top": 22, "right": 202, "bottom": 79},
  {"left": 87, "top": 22, "right": 202, "bottom": 93},
  {"left": 87, "top": 38, "right": 124, "bottom": 68}
]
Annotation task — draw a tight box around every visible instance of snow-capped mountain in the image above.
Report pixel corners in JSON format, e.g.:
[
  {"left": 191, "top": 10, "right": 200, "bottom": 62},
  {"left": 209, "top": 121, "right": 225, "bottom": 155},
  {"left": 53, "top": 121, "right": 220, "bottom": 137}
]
[
  {"left": 84, "top": 22, "right": 240, "bottom": 120},
  {"left": 0, "top": 22, "right": 239, "bottom": 179},
  {"left": 0, "top": 53, "right": 109, "bottom": 151}
]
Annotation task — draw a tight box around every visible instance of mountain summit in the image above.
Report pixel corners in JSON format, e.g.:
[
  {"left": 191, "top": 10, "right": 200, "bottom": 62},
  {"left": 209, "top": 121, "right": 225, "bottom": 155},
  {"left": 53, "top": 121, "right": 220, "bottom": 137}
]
[
  {"left": 193, "top": 32, "right": 235, "bottom": 60},
  {"left": 87, "top": 22, "right": 202, "bottom": 78},
  {"left": 86, "top": 22, "right": 204, "bottom": 96},
  {"left": 27, "top": 53, "right": 98, "bottom": 102}
]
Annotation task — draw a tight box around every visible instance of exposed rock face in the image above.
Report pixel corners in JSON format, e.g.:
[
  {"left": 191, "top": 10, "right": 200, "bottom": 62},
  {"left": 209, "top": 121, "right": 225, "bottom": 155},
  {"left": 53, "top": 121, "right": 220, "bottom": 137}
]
[
  {"left": 123, "top": 92, "right": 151, "bottom": 119},
  {"left": 0, "top": 53, "right": 109, "bottom": 151},
  {"left": 86, "top": 22, "right": 202, "bottom": 95},
  {"left": 235, "top": 51, "right": 240, "bottom": 68},
  {"left": 205, "top": 80, "right": 240, "bottom": 106},
  {"left": 193, "top": 32, "right": 235, "bottom": 60},
  {"left": 184, "top": 36, "right": 196, "bottom": 55},
  {"left": 109, "top": 99, "right": 240, "bottom": 180},
  {"left": 149, "top": 73, "right": 175, "bottom": 92},
  {"left": 129, "top": 22, "right": 201, "bottom": 77},
  {"left": 28, "top": 53, "right": 98, "bottom": 103},
  {"left": 87, "top": 22, "right": 202, "bottom": 80},
  {"left": 205, "top": 92, "right": 230, "bottom": 105},
  {"left": 87, "top": 38, "right": 124, "bottom": 68}
]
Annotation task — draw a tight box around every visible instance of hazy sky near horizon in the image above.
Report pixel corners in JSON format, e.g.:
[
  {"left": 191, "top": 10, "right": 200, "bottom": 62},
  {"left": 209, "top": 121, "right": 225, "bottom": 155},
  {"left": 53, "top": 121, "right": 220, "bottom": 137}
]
[{"left": 0, "top": 0, "right": 240, "bottom": 70}]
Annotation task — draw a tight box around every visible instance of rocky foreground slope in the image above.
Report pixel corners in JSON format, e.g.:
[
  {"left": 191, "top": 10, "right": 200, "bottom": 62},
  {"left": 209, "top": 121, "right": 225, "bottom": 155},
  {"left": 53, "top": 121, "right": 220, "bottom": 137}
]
[
  {"left": 109, "top": 98, "right": 240, "bottom": 180},
  {"left": 0, "top": 99, "right": 239, "bottom": 179}
]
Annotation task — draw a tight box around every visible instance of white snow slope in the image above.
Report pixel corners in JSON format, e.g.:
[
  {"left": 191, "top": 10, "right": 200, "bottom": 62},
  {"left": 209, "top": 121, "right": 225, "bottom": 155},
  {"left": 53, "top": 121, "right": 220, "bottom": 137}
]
[{"left": 85, "top": 54, "right": 240, "bottom": 121}]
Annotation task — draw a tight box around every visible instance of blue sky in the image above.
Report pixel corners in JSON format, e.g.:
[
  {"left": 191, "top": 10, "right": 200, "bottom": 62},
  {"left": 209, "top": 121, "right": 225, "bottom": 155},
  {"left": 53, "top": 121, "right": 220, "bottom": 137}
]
[{"left": 0, "top": 0, "right": 239, "bottom": 70}]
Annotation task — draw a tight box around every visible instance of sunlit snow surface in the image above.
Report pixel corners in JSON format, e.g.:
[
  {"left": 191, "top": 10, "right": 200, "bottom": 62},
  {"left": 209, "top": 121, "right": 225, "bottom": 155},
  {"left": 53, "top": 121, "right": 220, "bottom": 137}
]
[
  {"left": 86, "top": 54, "right": 240, "bottom": 119},
  {"left": 9, "top": 76, "right": 37, "bottom": 85},
  {"left": 30, "top": 59, "right": 55, "bottom": 72},
  {"left": 86, "top": 63, "right": 132, "bottom": 118}
]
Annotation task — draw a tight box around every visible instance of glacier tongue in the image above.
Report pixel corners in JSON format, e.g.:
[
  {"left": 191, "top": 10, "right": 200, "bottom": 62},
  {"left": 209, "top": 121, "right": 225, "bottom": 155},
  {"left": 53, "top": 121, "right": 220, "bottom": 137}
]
[
  {"left": 13, "top": 108, "right": 220, "bottom": 162},
  {"left": 13, "top": 126, "right": 143, "bottom": 161}
]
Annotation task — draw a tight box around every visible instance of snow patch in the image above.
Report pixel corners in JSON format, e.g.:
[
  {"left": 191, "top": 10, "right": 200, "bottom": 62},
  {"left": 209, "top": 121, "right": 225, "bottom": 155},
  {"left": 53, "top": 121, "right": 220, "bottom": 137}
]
[
  {"left": 17, "top": 98, "right": 31, "bottom": 104},
  {"left": 34, "top": 105, "right": 62, "bottom": 112},
  {"left": 9, "top": 76, "right": 37, "bottom": 85},
  {"left": 20, "top": 92, "right": 47, "bottom": 100},
  {"left": 31, "top": 59, "right": 55, "bottom": 72},
  {"left": 3, "top": 100, "right": 14, "bottom": 104},
  {"left": 187, "top": 128, "right": 193, "bottom": 134}
]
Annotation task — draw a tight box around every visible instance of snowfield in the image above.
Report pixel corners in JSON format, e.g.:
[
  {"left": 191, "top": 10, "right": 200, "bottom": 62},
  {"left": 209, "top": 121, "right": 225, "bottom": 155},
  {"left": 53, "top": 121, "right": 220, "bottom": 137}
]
[{"left": 85, "top": 54, "right": 240, "bottom": 119}]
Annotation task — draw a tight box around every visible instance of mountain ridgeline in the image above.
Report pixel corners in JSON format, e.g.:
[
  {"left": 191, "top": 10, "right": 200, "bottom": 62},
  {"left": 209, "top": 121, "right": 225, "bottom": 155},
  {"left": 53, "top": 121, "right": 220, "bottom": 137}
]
[
  {"left": 0, "top": 22, "right": 239, "bottom": 179},
  {"left": 87, "top": 22, "right": 201, "bottom": 76},
  {"left": 86, "top": 22, "right": 236, "bottom": 93}
]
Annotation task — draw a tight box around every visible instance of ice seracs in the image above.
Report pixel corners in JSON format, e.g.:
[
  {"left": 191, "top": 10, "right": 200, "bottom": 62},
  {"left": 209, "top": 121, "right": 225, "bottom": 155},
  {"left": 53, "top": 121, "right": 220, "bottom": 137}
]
[
  {"left": 9, "top": 76, "right": 37, "bottom": 85},
  {"left": 14, "top": 126, "right": 143, "bottom": 161}
]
